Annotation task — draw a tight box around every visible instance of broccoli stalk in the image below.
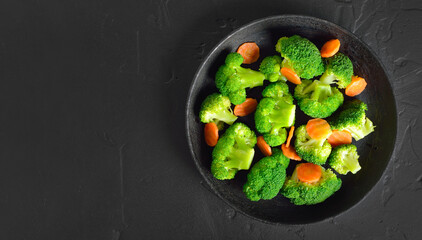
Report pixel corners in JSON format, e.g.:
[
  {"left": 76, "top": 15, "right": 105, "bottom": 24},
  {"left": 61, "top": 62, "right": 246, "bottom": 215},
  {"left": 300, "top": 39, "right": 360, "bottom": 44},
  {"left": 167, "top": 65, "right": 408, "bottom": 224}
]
[
  {"left": 319, "top": 53, "right": 353, "bottom": 88},
  {"left": 328, "top": 144, "right": 361, "bottom": 174},
  {"left": 211, "top": 123, "right": 257, "bottom": 180},
  {"left": 215, "top": 53, "right": 265, "bottom": 105},
  {"left": 199, "top": 93, "right": 238, "bottom": 129},
  {"left": 294, "top": 80, "right": 344, "bottom": 118}
]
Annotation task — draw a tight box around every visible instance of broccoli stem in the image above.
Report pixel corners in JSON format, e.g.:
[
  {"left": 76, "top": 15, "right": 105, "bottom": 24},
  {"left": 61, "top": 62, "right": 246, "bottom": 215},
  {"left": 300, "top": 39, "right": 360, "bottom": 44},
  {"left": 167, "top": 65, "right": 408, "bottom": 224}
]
[
  {"left": 224, "top": 148, "right": 255, "bottom": 170},
  {"left": 319, "top": 71, "right": 336, "bottom": 85},
  {"left": 213, "top": 109, "right": 238, "bottom": 125},
  {"left": 345, "top": 118, "right": 375, "bottom": 140},
  {"left": 343, "top": 154, "right": 361, "bottom": 174},
  {"left": 310, "top": 83, "right": 332, "bottom": 101},
  {"left": 235, "top": 67, "right": 265, "bottom": 89},
  {"left": 269, "top": 100, "right": 296, "bottom": 127}
]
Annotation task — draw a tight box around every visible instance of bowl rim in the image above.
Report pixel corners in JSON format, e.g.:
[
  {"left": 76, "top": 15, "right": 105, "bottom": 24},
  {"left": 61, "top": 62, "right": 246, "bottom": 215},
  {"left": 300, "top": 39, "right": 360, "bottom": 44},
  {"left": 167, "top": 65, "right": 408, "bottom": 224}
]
[{"left": 185, "top": 14, "right": 398, "bottom": 225}]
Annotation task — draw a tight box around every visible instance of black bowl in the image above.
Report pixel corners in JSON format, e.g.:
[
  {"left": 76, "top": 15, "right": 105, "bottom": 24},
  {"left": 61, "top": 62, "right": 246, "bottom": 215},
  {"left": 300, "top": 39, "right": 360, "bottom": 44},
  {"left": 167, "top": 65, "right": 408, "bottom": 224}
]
[{"left": 185, "top": 15, "right": 397, "bottom": 224}]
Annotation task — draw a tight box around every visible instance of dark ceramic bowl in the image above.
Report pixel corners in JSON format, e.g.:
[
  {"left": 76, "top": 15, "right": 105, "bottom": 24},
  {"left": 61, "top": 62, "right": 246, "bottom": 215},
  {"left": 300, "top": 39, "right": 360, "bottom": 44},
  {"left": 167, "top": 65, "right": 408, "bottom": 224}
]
[{"left": 186, "top": 15, "right": 397, "bottom": 224}]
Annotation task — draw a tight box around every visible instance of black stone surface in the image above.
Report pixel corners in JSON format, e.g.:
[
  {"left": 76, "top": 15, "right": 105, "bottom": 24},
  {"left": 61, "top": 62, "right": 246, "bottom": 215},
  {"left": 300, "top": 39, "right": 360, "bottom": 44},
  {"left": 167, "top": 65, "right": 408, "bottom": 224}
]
[{"left": 0, "top": 0, "right": 420, "bottom": 239}]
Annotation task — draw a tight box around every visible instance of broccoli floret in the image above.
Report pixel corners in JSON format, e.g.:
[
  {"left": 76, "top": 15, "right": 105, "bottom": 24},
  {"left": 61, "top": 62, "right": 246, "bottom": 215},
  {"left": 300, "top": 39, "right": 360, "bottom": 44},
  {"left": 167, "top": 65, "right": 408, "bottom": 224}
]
[
  {"left": 329, "top": 99, "right": 375, "bottom": 141},
  {"left": 294, "top": 79, "right": 344, "bottom": 118},
  {"left": 243, "top": 149, "right": 290, "bottom": 201},
  {"left": 211, "top": 123, "right": 257, "bottom": 180},
  {"left": 281, "top": 165, "right": 342, "bottom": 205},
  {"left": 215, "top": 53, "right": 266, "bottom": 105},
  {"left": 320, "top": 53, "right": 353, "bottom": 88},
  {"left": 255, "top": 82, "right": 296, "bottom": 146},
  {"left": 199, "top": 93, "right": 238, "bottom": 129},
  {"left": 294, "top": 125, "right": 332, "bottom": 165},
  {"left": 259, "top": 55, "right": 287, "bottom": 82},
  {"left": 328, "top": 144, "right": 361, "bottom": 174},
  {"left": 275, "top": 35, "right": 325, "bottom": 79}
]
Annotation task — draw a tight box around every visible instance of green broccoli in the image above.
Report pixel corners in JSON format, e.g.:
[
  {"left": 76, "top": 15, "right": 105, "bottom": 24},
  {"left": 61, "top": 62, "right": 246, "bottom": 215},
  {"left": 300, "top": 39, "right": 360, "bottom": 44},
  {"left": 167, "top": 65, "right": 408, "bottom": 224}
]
[
  {"left": 320, "top": 53, "right": 353, "bottom": 88},
  {"left": 275, "top": 35, "right": 325, "bottom": 79},
  {"left": 243, "top": 148, "right": 290, "bottom": 201},
  {"left": 199, "top": 93, "right": 238, "bottom": 129},
  {"left": 259, "top": 55, "right": 287, "bottom": 82},
  {"left": 255, "top": 82, "right": 296, "bottom": 146},
  {"left": 211, "top": 122, "right": 257, "bottom": 180},
  {"left": 294, "top": 79, "right": 344, "bottom": 118},
  {"left": 281, "top": 165, "right": 342, "bottom": 205},
  {"left": 329, "top": 99, "right": 375, "bottom": 141},
  {"left": 294, "top": 125, "right": 332, "bottom": 165},
  {"left": 328, "top": 144, "right": 361, "bottom": 175},
  {"left": 215, "top": 53, "right": 266, "bottom": 105}
]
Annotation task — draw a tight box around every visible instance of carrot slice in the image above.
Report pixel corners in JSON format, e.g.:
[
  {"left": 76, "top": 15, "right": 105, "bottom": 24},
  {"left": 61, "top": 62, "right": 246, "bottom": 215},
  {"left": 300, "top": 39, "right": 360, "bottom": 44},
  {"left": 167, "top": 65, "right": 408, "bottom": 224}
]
[
  {"left": 345, "top": 76, "right": 367, "bottom": 97},
  {"left": 257, "top": 136, "right": 272, "bottom": 156},
  {"left": 281, "top": 143, "right": 301, "bottom": 161},
  {"left": 306, "top": 118, "right": 332, "bottom": 140},
  {"left": 234, "top": 98, "right": 258, "bottom": 117},
  {"left": 327, "top": 130, "right": 352, "bottom": 147},
  {"left": 280, "top": 67, "right": 301, "bottom": 84},
  {"left": 286, "top": 126, "right": 295, "bottom": 148},
  {"left": 320, "top": 39, "right": 340, "bottom": 58},
  {"left": 237, "top": 42, "right": 260, "bottom": 64},
  {"left": 297, "top": 163, "right": 322, "bottom": 183},
  {"left": 204, "top": 123, "right": 219, "bottom": 147}
]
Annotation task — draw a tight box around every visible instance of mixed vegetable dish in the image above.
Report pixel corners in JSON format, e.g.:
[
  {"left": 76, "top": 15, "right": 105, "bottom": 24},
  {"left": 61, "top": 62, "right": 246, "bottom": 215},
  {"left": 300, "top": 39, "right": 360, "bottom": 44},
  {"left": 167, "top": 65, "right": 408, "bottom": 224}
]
[{"left": 198, "top": 35, "right": 374, "bottom": 205}]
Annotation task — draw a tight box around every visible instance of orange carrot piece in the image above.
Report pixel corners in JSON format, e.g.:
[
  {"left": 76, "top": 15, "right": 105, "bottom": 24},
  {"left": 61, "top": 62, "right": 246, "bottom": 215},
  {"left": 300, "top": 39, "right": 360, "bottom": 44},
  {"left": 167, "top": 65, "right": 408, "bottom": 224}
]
[
  {"left": 234, "top": 98, "right": 258, "bottom": 117},
  {"left": 257, "top": 136, "right": 272, "bottom": 156},
  {"left": 306, "top": 118, "right": 332, "bottom": 140},
  {"left": 296, "top": 163, "right": 322, "bottom": 183},
  {"left": 286, "top": 126, "right": 295, "bottom": 148},
  {"left": 327, "top": 130, "right": 352, "bottom": 147},
  {"left": 204, "top": 123, "right": 219, "bottom": 147},
  {"left": 320, "top": 39, "right": 340, "bottom": 58},
  {"left": 281, "top": 143, "right": 301, "bottom": 161},
  {"left": 345, "top": 76, "right": 367, "bottom": 97},
  {"left": 237, "top": 42, "right": 260, "bottom": 64},
  {"left": 280, "top": 67, "right": 301, "bottom": 84}
]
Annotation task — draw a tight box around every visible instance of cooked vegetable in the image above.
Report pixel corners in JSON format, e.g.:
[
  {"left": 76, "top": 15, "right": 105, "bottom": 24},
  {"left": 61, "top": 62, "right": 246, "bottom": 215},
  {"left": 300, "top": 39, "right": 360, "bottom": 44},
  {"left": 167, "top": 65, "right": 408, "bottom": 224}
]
[
  {"left": 199, "top": 93, "right": 238, "bottom": 129},
  {"left": 215, "top": 53, "right": 265, "bottom": 105},
  {"left": 327, "top": 130, "right": 352, "bottom": 147},
  {"left": 243, "top": 149, "right": 290, "bottom": 201},
  {"left": 237, "top": 42, "right": 260, "bottom": 64},
  {"left": 306, "top": 118, "right": 332, "bottom": 140},
  {"left": 255, "top": 82, "right": 296, "bottom": 146},
  {"left": 275, "top": 35, "right": 325, "bottom": 79},
  {"left": 294, "top": 79, "right": 344, "bottom": 118},
  {"left": 296, "top": 162, "right": 322, "bottom": 183},
  {"left": 259, "top": 55, "right": 286, "bottom": 82},
  {"left": 234, "top": 98, "right": 258, "bottom": 117},
  {"left": 211, "top": 123, "right": 257, "bottom": 180},
  {"left": 280, "top": 67, "right": 301, "bottom": 84},
  {"left": 204, "top": 122, "right": 219, "bottom": 147},
  {"left": 329, "top": 100, "right": 375, "bottom": 141},
  {"left": 328, "top": 144, "right": 361, "bottom": 174},
  {"left": 286, "top": 126, "right": 295, "bottom": 148},
  {"left": 320, "top": 52, "right": 353, "bottom": 89},
  {"left": 294, "top": 125, "right": 332, "bottom": 165},
  {"left": 281, "top": 164, "right": 342, "bottom": 205},
  {"left": 320, "top": 39, "right": 340, "bottom": 58},
  {"left": 281, "top": 143, "right": 301, "bottom": 161},
  {"left": 257, "top": 136, "right": 272, "bottom": 157},
  {"left": 345, "top": 76, "right": 367, "bottom": 97}
]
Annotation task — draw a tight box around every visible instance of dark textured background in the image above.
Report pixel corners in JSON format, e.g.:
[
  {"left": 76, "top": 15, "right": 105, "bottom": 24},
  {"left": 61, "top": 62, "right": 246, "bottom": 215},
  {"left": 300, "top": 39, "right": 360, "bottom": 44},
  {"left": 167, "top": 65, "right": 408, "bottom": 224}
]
[{"left": 0, "top": 0, "right": 420, "bottom": 239}]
